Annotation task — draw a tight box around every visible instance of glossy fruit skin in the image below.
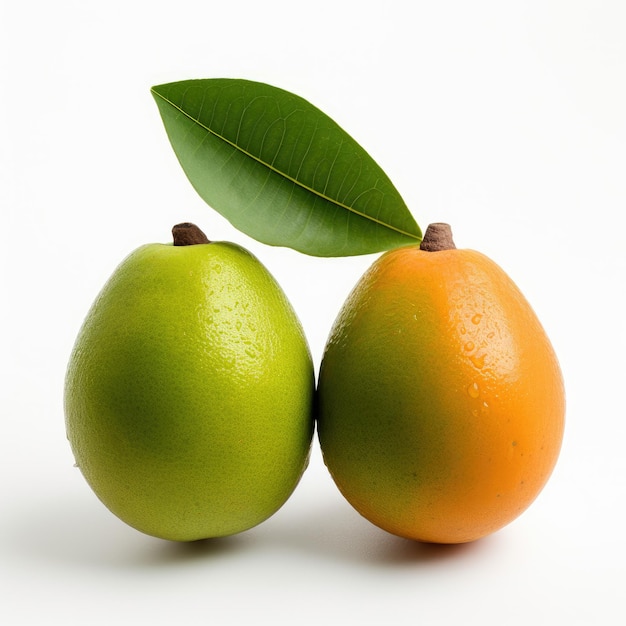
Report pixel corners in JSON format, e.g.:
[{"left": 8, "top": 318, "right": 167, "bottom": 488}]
[
  {"left": 65, "top": 240, "right": 314, "bottom": 541},
  {"left": 317, "top": 244, "right": 565, "bottom": 543}
]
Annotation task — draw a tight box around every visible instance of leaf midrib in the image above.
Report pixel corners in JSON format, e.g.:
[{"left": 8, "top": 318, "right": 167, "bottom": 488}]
[{"left": 151, "top": 88, "right": 420, "bottom": 241}]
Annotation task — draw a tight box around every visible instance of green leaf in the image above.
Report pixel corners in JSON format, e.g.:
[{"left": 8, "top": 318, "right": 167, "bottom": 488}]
[{"left": 151, "top": 78, "right": 421, "bottom": 257}]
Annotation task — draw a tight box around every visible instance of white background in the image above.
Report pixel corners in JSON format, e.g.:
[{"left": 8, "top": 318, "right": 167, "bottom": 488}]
[{"left": 1, "top": 1, "right": 625, "bottom": 624}]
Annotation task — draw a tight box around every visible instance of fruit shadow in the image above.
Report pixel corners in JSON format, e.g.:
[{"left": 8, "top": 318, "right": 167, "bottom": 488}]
[
  {"left": 165, "top": 499, "right": 488, "bottom": 569},
  {"left": 256, "top": 497, "right": 489, "bottom": 568},
  {"left": 8, "top": 491, "right": 490, "bottom": 571},
  {"left": 5, "top": 492, "right": 251, "bottom": 570}
]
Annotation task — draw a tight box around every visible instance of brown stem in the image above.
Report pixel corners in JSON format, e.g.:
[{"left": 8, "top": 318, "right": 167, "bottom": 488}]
[
  {"left": 172, "top": 223, "right": 210, "bottom": 246},
  {"left": 419, "top": 223, "right": 456, "bottom": 251}
]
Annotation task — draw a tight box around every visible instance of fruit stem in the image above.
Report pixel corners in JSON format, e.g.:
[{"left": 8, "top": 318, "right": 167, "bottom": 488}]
[
  {"left": 172, "top": 223, "right": 210, "bottom": 246},
  {"left": 420, "top": 223, "right": 456, "bottom": 251}
]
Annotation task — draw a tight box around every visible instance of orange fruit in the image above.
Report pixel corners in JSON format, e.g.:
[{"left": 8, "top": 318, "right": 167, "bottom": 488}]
[{"left": 317, "top": 223, "right": 565, "bottom": 543}]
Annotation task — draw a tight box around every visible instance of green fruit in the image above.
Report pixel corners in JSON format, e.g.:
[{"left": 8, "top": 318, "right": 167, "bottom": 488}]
[{"left": 64, "top": 223, "right": 314, "bottom": 541}]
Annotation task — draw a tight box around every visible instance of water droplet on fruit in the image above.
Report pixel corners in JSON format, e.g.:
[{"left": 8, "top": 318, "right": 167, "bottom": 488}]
[
  {"left": 467, "top": 382, "right": 480, "bottom": 398},
  {"left": 464, "top": 341, "right": 475, "bottom": 351},
  {"left": 472, "top": 313, "right": 482, "bottom": 325},
  {"left": 470, "top": 353, "right": 485, "bottom": 369}
]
